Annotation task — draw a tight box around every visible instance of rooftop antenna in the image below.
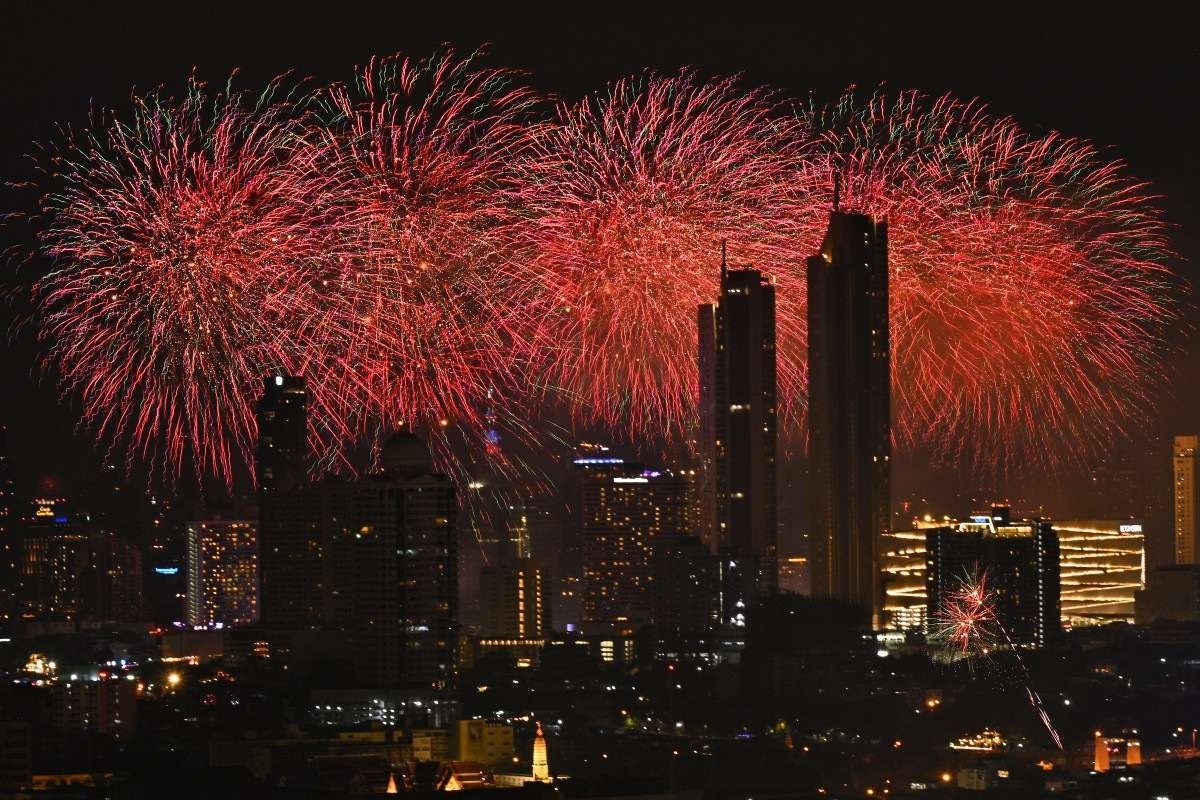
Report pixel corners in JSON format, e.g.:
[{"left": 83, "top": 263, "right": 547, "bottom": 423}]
[
  {"left": 833, "top": 172, "right": 841, "bottom": 213},
  {"left": 720, "top": 238, "right": 728, "bottom": 282}
]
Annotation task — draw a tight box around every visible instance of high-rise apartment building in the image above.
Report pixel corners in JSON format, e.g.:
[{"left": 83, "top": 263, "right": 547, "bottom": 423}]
[
  {"left": 479, "top": 558, "right": 550, "bottom": 639},
  {"left": 185, "top": 519, "right": 259, "bottom": 627},
  {"left": 807, "top": 208, "right": 891, "bottom": 627},
  {"left": 257, "top": 375, "right": 316, "bottom": 628},
  {"left": 258, "top": 430, "right": 458, "bottom": 690},
  {"left": 581, "top": 467, "right": 690, "bottom": 634},
  {"left": 1174, "top": 435, "right": 1199, "bottom": 564},
  {"left": 651, "top": 533, "right": 718, "bottom": 647}
]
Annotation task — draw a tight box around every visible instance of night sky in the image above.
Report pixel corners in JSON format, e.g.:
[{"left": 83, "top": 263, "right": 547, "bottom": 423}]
[{"left": 1, "top": 5, "right": 1196, "bottom": 522}]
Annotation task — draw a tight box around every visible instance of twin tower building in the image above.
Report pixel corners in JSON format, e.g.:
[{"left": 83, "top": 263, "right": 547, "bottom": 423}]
[{"left": 700, "top": 204, "right": 890, "bottom": 627}]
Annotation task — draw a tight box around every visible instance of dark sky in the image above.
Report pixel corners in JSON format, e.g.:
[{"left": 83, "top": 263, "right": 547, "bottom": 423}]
[{"left": 1, "top": 4, "right": 1197, "bottom": 515}]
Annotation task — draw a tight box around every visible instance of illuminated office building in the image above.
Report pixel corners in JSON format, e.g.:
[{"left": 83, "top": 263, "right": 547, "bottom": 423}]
[
  {"left": 185, "top": 519, "right": 259, "bottom": 628},
  {"left": 880, "top": 526, "right": 930, "bottom": 631},
  {"left": 1056, "top": 520, "right": 1144, "bottom": 625},
  {"left": 807, "top": 207, "right": 891, "bottom": 627},
  {"left": 698, "top": 253, "right": 778, "bottom": 607},
  {"left": 581, "top": 467, "right": 689, "bottom": 634},
  {"left": 1175, "top": 435, "right": 1199, "bottom": 564}
]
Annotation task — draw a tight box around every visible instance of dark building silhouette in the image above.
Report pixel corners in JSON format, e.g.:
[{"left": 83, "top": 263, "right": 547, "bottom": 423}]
[
  {"left": 926, "top": 507, "right": 1060, "bottom": 648},
  {"left": 257, "top": 375, "right": 313, "bottom": 628},
  {"left": 256, "top": 375, "right": 309, "bottom": 494},
  {"left": 651, "top": 533, "right": 718, "bottom": 651},
  {"left": 258, "top": 428, "right": 458, "bottom": 690},
  {"left": 0, "top": 426, "right": 16, "bottom": 622},
  {"left": 699, "top": 250, "right": 778, "bottom": 627},
  {"left": 807, "top": 208, "right": 891, "bottom": 627}
]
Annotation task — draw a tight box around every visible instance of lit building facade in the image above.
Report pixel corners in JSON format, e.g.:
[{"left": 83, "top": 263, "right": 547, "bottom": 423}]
[
  {"left": 479, "top": 558, "right": 550, "bottom": 639},
  {"left": 777, "top": 555, "right": 808, "bottom": 595},
  {"left": 19, "top": 501, "right": 143, "bottom": 623},
  {"left": 880, "top": 527, "right": 930, "bottom": 631},
  {"left": 698, "top": 256, "right": 778, "bottom": 609},
  {"left": 807, "top": 209, "right": 891, "bottom": 628},
  {"left": 581, "top": 468, "right": 689, "bottom": 634},
  {"left": 1056, "top": 520, "right": 1144, "bottom": 626},
  {"left": 1175, "top": 435, "right": 1199, "bottom": 564},
  {"left": 185, "top": 519, "right": 259, "bottom": 628},
  {"left": 454, "top": 719, "right": 515, "bottom": 768}
]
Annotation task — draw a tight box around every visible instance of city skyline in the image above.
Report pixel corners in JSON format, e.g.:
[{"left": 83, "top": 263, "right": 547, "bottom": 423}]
[{"left": 0, "top": 9, "right": 1199, "bottom": 798}]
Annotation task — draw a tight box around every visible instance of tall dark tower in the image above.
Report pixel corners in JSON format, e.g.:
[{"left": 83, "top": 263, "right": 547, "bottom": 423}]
[
  {"left": 807, "top": 209, "right": 890, "bottom": 628},
  {"left": 0, "top": 425, "right": 16, "bottom": 621},
  {"left": 700, "top": 249, "right": 778, "bottom": 627},
  {"left": 255, "top": 375, "right": 309, "bottom": 495},
  {"left": 256, "top": 375, "right": 311, "bottom": 628}
]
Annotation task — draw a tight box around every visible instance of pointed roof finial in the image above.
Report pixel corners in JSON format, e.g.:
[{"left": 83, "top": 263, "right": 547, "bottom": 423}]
[
  {"left": 833, "top": 173, "right": 841, "bottom": 213},
  {"left": 720, "top": 239, "right": 728, "bottom": 282}
]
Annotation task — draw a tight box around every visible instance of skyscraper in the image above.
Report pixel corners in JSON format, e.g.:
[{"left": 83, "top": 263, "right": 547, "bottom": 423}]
[
  {"left": 255, "top": 375, "right": 309, "bottom": 494},
  {"left": 581, "top": 467, "right": 690, "bottom": 634},
  {"left": 185, "top": 519, "right": 259, "bottom": 627},
  {"left": 806, "top": 207, "right": 891, "bottom": 627},
  {"left": 256, "top": 375, "right": 313, "bottom": 628},
  {"left": 699, "top": 249, "right": 778, "bottom": 619},
  {"left": 1174, "top": 435, "right": 1199, "bottom": 564},
  {"left": 0, "top": 426, "right": 16, "bottom": 621}
]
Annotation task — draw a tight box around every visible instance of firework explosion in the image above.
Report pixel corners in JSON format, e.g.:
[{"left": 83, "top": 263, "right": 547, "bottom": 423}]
[
  {"left": 30, "top": 76, "right": 335, "bottom": 483},
  {"left": 934, "top": 569, "right": 1064, "bottom": 750},
  {"left": 295, "top": 50, "right": 546, "bottom": 480},
  {"left": 811, "top": 92, "right": 1176, "bottom": 471},
  {"left": 22, "top": 58, "right": 1179, "bottom": 486},
  {"left": 516, "top": 71, "right": 819, "bottom": 440}
]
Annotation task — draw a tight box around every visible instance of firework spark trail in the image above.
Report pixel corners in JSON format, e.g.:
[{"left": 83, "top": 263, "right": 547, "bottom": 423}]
[
  {"left": 935, "top": 570, "right": 1064, "bottom": 750},
  {"left": 515, "top": 70, "right": 821, "bottom": 440},
  {"left": 31, "top": 75, "right": 343, "bottom": 484},
  {"left": 290, "top": 49, "right": 553, "bottom": 486}
]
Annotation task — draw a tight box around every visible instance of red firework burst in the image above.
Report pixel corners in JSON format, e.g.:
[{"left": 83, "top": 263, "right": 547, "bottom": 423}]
[
  {"left": 31, "top": 75, "right": 334, "bottom": 484},
  {"left": 935, "top": 569, "right": 999, "bottom": 654},
  {"left": 515, "top": 70, "right": 820, "bottom": 440},
  {"left": 297, "top": 50, "right": 545, "bottom": 478},
  {"left": 810, "top": 91, "right": 1177, "bottom": 471}
]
